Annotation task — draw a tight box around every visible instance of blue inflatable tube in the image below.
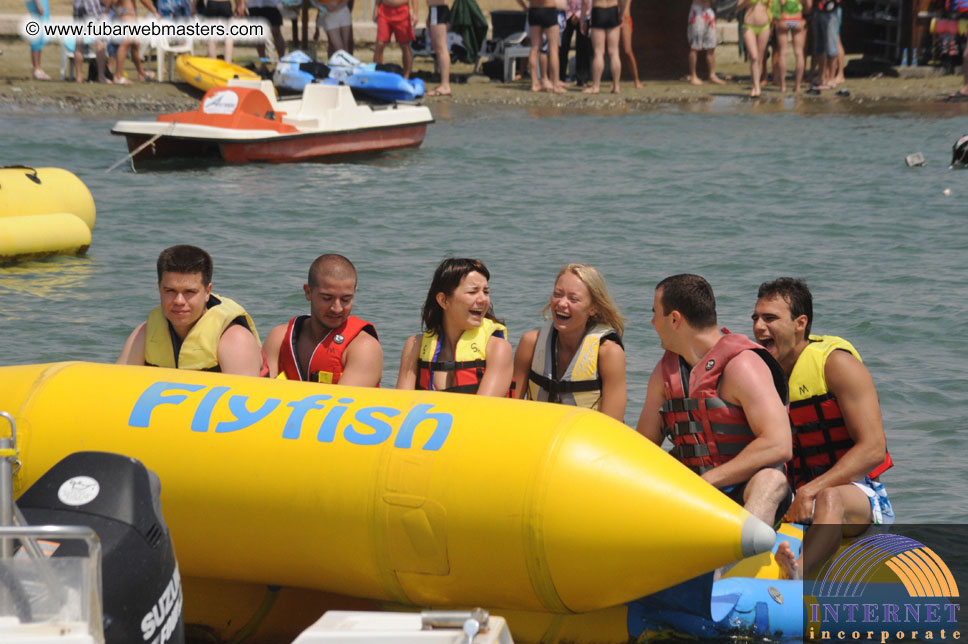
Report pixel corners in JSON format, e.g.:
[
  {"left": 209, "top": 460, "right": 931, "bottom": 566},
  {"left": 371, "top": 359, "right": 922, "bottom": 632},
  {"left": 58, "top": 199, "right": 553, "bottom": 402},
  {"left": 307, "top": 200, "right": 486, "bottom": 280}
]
[{"left": 626, "top": 526, "right": 805, "bottom": 641}]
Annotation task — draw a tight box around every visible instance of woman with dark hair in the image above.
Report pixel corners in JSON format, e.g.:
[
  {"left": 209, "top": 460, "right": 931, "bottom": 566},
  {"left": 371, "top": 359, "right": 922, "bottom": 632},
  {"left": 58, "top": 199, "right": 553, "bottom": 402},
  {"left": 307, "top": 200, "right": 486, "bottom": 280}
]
[{"left": 396, "top": 258, "right": 513, "bottom": 396}]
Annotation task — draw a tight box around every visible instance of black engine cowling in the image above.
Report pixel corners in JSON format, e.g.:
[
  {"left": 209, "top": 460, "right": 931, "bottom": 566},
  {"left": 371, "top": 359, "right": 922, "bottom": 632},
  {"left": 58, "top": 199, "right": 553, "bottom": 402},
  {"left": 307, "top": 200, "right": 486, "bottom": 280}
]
[{"left": 17, "top": 451, "right": 184, "bottom": 644}]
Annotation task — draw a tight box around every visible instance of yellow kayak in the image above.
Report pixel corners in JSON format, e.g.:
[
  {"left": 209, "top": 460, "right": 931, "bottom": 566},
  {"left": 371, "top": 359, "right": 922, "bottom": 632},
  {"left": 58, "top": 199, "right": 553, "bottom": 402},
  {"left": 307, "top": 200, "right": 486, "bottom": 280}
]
[{"left": 175, "top": 54, "right": 261, "bottom": 92}]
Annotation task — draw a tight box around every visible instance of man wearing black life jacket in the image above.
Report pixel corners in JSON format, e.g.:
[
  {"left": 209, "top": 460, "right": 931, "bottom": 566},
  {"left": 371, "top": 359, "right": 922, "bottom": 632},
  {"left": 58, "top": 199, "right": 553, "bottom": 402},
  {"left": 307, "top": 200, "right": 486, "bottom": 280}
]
[
  {"left": 118, "top": 245, "right": 268, "bottom": 376},
  {"left": 263, "top": 254, "right": 383, "bottom": 387},
  {"left": 753, "top": 278, "right": 894, "bottom": 579},
  {"left": 636, "top": 274, "right": 793, "bottom": 528}
]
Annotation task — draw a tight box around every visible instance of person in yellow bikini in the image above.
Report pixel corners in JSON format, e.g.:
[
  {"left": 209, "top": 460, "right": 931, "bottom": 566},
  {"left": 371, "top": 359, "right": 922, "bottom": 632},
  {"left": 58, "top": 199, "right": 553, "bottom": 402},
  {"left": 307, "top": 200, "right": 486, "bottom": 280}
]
[
  {"left": 773, "top": 0, "right": 810, "bottom": 92},
  {"left": 738, "top": 0, "right": 772, "bottom": 97}
]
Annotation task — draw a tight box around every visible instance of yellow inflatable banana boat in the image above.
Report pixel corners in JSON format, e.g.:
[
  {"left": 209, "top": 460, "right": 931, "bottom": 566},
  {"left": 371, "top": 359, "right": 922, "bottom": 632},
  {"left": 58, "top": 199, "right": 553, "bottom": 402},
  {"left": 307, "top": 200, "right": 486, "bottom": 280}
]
[
  {"left": 175, "top": 54, "right": 261, "bottom": 92},
  {"left": 1, "top": 362, "right": 775, "bottom": 619},
  {"left": 0, "top": 167, "right": 96, "bottom": 263}
]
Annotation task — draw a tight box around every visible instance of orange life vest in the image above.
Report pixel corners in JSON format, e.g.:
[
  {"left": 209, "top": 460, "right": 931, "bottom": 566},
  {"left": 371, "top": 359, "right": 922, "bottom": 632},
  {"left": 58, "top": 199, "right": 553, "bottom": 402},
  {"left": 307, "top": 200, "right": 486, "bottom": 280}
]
[{"left": 277, "top": 315, "right": 378, "bottom": 384}]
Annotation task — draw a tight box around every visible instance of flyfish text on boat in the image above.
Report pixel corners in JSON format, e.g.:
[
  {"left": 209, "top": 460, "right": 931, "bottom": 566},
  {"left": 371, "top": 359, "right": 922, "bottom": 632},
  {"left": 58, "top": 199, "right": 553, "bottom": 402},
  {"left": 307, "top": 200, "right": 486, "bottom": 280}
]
[
  {"left": 141, "top": 566, "right": 182, "bottom": 644},
  {"left": 128, "top": 381, "right": 454, "bottom": 450}
]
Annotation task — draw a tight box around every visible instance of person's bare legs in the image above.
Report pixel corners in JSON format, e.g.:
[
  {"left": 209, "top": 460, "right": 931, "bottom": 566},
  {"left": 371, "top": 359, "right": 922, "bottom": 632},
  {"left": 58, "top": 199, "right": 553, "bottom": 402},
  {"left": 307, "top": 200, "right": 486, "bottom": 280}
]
[
  {"left": 115, "top": 39, "right": 133, "bottom": 83},
  {"left": 428, "top": 21, "right": 450, "bottom": 94},
  {"left": 743, "top": 28, "right": 759, "bottom": 95},
  {"left": 741, "top": 468, "right": 789, "bottom": 528},
  {"left": 74, "top": 39, "right": 86, "bottom": 82},
  {"left": 401, "top": 39, "right": 412, "bottom": 78},
  {"left": 546, "top": 25, "right": 564, "bottom": 91},
  {"left": 620, "top": 17, "right": 641, "bottom": 88},
  {"left": 775, "top": 26, "right": 789, "bottom": 92},
  {"left": 336, "top": 24, "right": 350, "bottom": 53},
  {"left": 584, "top": 26, "right": 605, "bottom": 93},
  {"left": 327, "top": 26, "right": 346, "bottom": 53},
  {"left": 776, "top": 485, "right": 874, "bottom": 580},
  {"left": 791, "top": 25, "right": 805, "bottom": 92},
  {"left": 688, "top": 48, "right": 702, "bottom": 85},
  {"left": 75, "top": 40, "right": 110, "bottom": 83},
  {"left": 223, "top": 38, "right": 234, "bottom": 64},
  {"left": 706, "top": 48, "right": 724, "bottom": 83},
  {"left": 744, "top": 26, "right": 769, "bottom": 96},
  {"left": 528, "top": 24, "right": 544, "bottom": 91},
  {"left": 374, "top": 40, "right": 386, "bottom": 64},
  {"left": 834, "top": 36, "right": 844, "bottom": 85},
  {"left": 605, "top": 24, "right": 621, "bottom": 93},
  {"left": 271, "top": 25, "right": 286, "bottom": 58}
]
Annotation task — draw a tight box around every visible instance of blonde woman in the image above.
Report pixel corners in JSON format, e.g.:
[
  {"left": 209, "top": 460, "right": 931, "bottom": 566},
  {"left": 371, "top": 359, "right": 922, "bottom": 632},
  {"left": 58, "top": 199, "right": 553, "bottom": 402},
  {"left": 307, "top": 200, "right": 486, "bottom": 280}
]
[
  {"left": 738, "top": 0, "right": 772, "bottom": 97},
  {"left": 513, "top": 264, "right": 627, "bottom": 421}
]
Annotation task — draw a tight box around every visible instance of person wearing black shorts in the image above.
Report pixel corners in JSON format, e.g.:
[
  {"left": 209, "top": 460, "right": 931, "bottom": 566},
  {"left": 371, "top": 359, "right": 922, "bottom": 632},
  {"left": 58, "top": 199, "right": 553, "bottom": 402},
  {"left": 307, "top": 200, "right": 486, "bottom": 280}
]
[
  {"left": 247, "top": 0, "right": 286, "bottom": 59},
  {"left": 581, "top": 0, "right": 625, "bottom": 93},
  {"left": 426, "top": 0, "right": 452, "bottom": 95},
  {"left": 516, "top": 0, "right": 564, "bottom": 92},
  {"left": 205, "top": 0, "right": 242, "bottom": 62}
]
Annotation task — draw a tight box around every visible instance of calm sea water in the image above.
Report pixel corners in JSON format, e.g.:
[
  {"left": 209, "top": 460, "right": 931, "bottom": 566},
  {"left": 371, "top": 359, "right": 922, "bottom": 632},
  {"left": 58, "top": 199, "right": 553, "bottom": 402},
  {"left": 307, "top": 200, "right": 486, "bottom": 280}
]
[{"left": 1, "top": 105, "right": 966, "bottom": 526}]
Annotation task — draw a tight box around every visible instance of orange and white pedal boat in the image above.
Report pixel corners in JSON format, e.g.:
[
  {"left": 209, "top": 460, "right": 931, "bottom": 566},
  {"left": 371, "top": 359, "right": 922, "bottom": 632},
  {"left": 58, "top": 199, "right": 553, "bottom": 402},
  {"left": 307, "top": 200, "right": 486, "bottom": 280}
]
[{"left": 111, "top": 79, "right": 434, "bottom": 165}]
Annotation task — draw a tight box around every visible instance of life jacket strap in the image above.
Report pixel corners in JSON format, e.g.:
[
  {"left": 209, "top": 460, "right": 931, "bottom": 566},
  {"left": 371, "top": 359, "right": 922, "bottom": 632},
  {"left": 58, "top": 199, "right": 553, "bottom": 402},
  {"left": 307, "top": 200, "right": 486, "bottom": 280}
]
[
  {"left": 417, "top": 358, "right": 487, "bottom": 372},
  {"left": 528, "top": 370, "right": 603, "bottom": 395}
]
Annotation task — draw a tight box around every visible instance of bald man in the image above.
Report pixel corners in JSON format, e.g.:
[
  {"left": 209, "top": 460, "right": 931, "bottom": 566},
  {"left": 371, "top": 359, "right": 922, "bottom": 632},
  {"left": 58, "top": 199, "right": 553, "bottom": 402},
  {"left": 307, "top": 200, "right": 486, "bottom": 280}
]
[{"left": 264, "top": 254, "right": 383, "bottom": 387}]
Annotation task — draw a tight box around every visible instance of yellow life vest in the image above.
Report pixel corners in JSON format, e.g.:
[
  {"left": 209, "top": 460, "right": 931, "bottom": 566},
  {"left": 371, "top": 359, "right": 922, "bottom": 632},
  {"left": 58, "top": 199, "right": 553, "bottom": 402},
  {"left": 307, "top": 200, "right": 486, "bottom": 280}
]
[
  {"left": 527, "top": 322, "right": 622, "bottom": 410},
  {"left": 417, "top": 318, "right": 508, "bottom": 394},
  {"left": 788, "top": 335, "right": 861, "bottom": 403},
  {"left": 145, "top": 294, "right": 261, "bottom": 371}
]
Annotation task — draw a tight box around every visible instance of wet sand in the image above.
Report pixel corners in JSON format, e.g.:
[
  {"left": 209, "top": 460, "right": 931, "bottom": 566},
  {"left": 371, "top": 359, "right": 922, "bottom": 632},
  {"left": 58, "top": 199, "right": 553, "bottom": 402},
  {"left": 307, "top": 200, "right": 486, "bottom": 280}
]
[{"left": 3, "top": 36, "right": 968, "bottom": 115}]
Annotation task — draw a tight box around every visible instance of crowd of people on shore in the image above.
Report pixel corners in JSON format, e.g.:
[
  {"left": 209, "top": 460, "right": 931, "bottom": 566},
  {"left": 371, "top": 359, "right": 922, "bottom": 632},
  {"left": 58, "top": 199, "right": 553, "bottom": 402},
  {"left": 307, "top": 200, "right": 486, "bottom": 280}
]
[
  {"left": 20, "top": 0, "right": 968, "bottom": 98},
  {"left": 118, "top": 245, "right": 895, "bottom": 579}
]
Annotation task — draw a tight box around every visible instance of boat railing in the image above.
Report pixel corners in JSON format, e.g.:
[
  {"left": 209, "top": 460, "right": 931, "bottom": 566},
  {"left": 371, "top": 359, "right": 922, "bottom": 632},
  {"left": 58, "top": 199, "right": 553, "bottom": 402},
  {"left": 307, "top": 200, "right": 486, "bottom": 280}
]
[{"left": 0, "top": 411, "right": 105, "bottom": 643}]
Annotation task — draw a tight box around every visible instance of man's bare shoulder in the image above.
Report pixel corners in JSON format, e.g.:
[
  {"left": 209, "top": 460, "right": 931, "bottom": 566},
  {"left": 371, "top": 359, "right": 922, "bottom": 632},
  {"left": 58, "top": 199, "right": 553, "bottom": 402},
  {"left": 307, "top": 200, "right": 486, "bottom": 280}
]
[
  {"left": 264, "top": 323, "right": 289, "bottom": 349},
  {"left": 721, "top": 349, "right": 780, "bottom": 401},
  {"left": 347, "top": 328, "right": 382, "bottom": 355}
]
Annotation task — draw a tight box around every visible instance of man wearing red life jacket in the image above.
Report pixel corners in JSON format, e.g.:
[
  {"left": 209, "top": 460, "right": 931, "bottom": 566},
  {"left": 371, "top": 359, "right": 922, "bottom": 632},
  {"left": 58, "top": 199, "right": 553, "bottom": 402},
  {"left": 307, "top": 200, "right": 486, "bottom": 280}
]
[
  {"left": 636, "top": 274, "right": 793, "bottom": 528},
  {"left": 752, "top": 278, "right": 894, "bottom": 579},
  {"left": 264, "top": 254, "right": 383, "bottom": 387},
  {"left": 117, "top": 245, "right": 268, "bottom": 377}
]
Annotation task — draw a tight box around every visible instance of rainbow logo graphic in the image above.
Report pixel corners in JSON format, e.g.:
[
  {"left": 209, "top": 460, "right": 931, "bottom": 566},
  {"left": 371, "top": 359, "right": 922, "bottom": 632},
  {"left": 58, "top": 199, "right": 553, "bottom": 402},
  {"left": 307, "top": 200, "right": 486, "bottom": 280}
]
[{"left": 817, "top": 534, "right": 960, "bottom": 599}]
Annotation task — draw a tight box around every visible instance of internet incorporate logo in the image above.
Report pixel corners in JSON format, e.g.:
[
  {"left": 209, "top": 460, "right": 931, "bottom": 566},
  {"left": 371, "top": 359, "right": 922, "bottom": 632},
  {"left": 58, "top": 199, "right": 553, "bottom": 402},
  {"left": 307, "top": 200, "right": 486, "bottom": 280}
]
[{"left": 806, "top": 529, "right": 963, "bottom": 643}]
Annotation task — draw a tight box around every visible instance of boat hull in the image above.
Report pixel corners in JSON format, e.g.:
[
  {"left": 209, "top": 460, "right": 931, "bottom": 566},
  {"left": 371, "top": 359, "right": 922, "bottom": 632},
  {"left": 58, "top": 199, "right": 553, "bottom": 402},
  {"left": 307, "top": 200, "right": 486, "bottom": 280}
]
[{"left": 121, "top": 123, "right": 428, "bottom": 163}]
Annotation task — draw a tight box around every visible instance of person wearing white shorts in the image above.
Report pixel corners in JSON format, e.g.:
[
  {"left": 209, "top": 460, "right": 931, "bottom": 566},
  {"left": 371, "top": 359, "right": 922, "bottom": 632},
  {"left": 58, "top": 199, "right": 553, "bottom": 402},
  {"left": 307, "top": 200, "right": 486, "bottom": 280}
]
[
  {"left": 752, "top": 278, "right": 896, "bottom": 580},
  {"left": 316, "top": 0, "right": 352, "bottom": 56},
  {"left": 686, "top": 0, "right": 724, "bottom": 85}
]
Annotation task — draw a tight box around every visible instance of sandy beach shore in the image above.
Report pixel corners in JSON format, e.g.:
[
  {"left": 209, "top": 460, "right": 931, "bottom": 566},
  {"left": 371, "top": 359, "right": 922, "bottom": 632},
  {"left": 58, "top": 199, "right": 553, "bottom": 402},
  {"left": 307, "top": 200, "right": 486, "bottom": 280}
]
[{"left": 3, "top": 32, "right": 968, "bottom": 116}]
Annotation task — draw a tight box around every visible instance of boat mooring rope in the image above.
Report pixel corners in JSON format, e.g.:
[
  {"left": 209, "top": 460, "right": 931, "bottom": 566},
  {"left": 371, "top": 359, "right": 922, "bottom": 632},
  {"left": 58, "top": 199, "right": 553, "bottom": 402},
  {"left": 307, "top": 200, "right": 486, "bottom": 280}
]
[{"left": 106, "top": 121, "right": 177, "bottom": 173}]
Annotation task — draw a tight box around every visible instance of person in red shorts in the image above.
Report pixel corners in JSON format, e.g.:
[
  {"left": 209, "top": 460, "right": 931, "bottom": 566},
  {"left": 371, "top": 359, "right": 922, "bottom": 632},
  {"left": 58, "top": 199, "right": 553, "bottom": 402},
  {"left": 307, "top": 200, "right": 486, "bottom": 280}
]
[{"left": 373, "top": 0, "right": 417, "bottom": 78}]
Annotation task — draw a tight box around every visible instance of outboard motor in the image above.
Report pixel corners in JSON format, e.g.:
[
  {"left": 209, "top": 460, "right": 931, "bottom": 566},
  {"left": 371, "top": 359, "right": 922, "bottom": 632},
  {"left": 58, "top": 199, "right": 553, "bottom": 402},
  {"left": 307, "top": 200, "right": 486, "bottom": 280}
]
[
  {"left": 952, "top": 134, "right": 968, "bottom": 168},
  {"left": 16, "top": 452, "right": 184, "bottom": 644}
]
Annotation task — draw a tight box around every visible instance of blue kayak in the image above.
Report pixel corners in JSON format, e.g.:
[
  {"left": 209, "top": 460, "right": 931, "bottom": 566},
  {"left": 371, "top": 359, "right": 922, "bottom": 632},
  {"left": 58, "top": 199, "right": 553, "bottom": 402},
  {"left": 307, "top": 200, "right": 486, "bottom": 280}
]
[{"left": 343, "top": 69, "right": 425, "bottom": 102}]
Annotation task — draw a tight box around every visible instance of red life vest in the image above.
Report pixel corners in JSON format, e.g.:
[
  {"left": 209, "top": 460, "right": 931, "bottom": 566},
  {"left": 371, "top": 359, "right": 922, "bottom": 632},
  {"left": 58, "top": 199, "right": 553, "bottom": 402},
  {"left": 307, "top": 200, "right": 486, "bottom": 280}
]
[
  {"left": 277, "top": 315, "right": 378, "bottom": 384},
  {"left": 659, "top": 331, "right": 789, "bottom": 475},
  {"left": 787, "top": 335, "right": 893, "bottom": 489}
]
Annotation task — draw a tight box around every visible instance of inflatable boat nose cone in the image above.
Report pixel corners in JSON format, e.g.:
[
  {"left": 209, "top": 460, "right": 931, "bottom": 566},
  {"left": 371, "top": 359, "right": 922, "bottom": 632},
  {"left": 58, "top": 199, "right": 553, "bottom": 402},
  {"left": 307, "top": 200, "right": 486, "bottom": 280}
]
[{"left": 740, "top": 515, "right": 776, "bottom": 558}]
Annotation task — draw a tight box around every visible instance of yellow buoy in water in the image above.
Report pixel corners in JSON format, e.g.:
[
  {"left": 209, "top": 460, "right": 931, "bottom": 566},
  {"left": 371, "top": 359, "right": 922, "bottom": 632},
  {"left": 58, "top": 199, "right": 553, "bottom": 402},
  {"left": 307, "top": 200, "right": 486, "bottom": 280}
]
[
  {"left": 2, "top": 362, "right": 775, "bottom": 614},
  {"left": 0, "top": 167, "right": 96, "bottom": 263}
]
